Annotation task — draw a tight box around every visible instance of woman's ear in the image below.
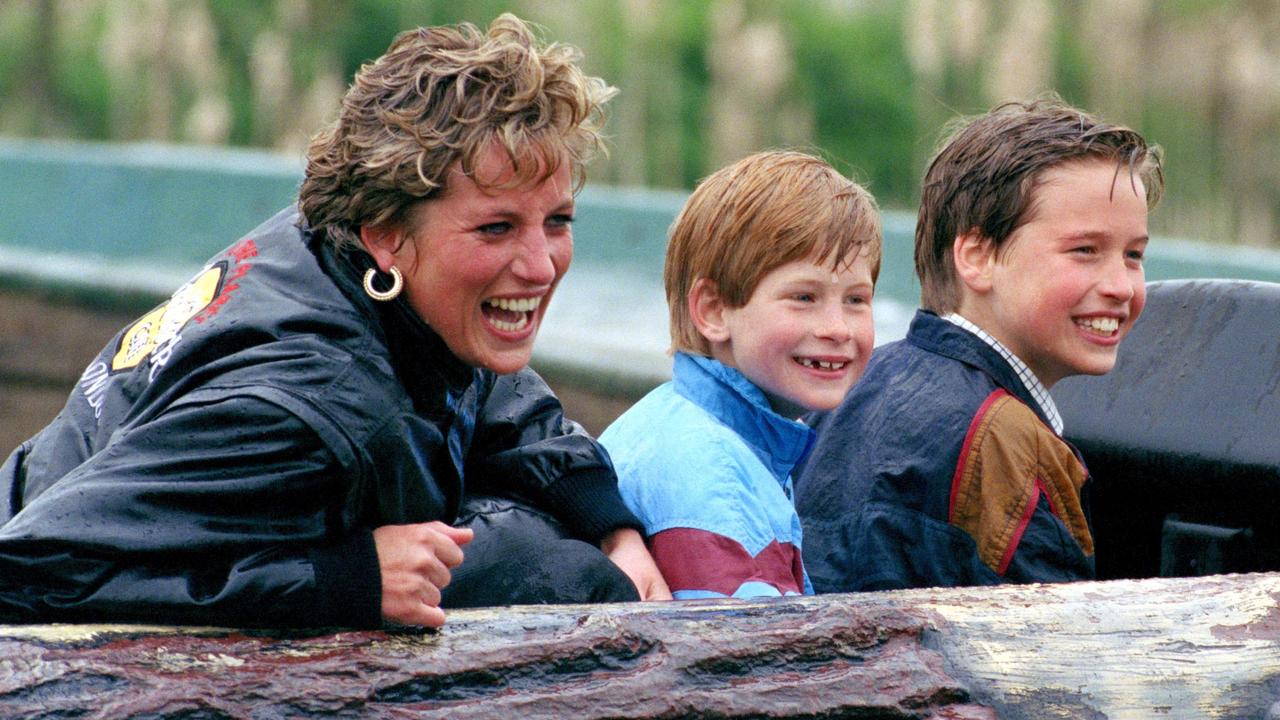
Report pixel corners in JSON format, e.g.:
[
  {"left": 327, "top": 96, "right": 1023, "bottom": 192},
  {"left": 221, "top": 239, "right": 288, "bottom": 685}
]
[
  {"left": 953, "top": 229, "right": 996, "bottom": 295},
  {"left": 689, "top": 278, "right": 731, "bottom": 345},
  {"left": 359, "top": 224, "right": 406, "bottom": 273}
]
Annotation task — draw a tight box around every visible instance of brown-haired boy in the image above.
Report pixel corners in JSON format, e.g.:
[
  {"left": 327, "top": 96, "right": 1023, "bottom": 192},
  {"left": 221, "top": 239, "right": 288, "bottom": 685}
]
[
  {"left": 600, "top": 150, "right": 882, "bottom": 599},
  {"left": 795, "top": 98, "right": 1163, "bottom": 591}
]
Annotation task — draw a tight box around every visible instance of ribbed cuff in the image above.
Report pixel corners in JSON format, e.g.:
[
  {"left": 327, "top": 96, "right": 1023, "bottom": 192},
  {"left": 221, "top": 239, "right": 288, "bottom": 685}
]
[
  {"left": 540, "top": 467, "right": 643, "bottom": 544},
  {"left": 309, "top": 530, "right": 382, "bottom": 629}
]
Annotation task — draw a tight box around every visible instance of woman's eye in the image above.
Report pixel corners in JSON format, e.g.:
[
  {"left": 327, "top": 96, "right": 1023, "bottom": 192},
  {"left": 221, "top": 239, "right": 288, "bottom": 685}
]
[
  {"left": 477, "top": 222, "right": 512, "bottom": 236},
  {"left": 1126, "top": 249, "right": 1145, "bottom": 262},
  {"left": 792, "top": 293, "right": 815, "bottom": 303},
  {"left": 547, "top": 214, "right": 575, "bottom": 228}
]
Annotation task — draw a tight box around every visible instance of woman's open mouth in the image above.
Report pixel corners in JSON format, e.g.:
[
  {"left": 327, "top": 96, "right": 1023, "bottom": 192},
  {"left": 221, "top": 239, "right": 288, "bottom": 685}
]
[{"left": 482, "top": 296, "right": 543, "bottom": 333}]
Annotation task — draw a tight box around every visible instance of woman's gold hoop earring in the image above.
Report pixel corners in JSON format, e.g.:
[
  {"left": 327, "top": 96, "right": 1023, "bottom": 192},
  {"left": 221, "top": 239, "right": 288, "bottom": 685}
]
[{"left": 363, "top": 266, "right": 403, "bottom": 302}]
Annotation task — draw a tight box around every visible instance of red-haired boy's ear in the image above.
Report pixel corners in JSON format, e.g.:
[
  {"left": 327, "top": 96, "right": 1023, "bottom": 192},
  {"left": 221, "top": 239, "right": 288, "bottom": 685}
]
[
  {"left": 953, "top": 229, "right": 996, "bottom": 295},
  {"left": 689, "top": 278, "right": 731, "bottom": 345},
  {"left": 359, "top": 224, "right": 407, "bottom": 273}
]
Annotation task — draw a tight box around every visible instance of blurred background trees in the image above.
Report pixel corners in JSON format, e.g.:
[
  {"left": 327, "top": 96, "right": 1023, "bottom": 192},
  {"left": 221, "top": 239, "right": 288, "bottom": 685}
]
[{"left": 1, "top": 0, "right": 1276, "bottom": 247}]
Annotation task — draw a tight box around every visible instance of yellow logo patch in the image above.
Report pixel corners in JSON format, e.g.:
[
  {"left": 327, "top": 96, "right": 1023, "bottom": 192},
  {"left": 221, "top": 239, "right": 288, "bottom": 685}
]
[{"left": 111, "top": 265, "right": 224, "bottom": 371}]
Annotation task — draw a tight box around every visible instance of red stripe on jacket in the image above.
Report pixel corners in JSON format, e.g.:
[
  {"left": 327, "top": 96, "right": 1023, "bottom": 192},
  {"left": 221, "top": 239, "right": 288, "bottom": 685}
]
[{"left": 649, "top": 527, "right": 805, "bottom": 596}]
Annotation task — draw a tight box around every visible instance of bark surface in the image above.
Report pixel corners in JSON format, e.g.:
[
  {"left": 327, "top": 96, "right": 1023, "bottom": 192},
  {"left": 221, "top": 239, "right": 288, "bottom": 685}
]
[{"left": 2, "top": 572, "right": 1278, "bottom": 719}]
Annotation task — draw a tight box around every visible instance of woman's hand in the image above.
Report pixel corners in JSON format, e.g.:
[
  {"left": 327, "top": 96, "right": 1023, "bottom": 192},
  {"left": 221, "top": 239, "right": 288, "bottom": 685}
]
[
  {"left": 600, "top": 527, "right": 672, "bottom": 601},
  {"left": 374, "top": 521, "right": 475, "bottom": 627}
]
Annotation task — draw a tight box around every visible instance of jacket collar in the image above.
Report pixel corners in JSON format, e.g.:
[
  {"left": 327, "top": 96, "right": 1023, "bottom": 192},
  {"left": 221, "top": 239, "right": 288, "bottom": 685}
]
[
  {"left": 309, "top": 228, "right": 478, "bottom": 400},
  {"left": 672, "top": 352, "right": 815, "bottom": 482},
  {"left": 906, "top": 310, "right": 1055, "bottom": 428}
]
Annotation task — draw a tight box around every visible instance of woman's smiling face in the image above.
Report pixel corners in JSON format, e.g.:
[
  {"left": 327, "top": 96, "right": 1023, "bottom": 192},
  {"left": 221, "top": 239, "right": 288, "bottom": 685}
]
[{"left": 366, "top": 144, "right": 574, "bottom": 374}]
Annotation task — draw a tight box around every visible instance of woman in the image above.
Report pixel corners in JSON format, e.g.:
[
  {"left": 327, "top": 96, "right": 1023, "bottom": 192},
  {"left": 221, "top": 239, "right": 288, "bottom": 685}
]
[{"left": 0, "top": 14, "right": 668, "bottom": 628}]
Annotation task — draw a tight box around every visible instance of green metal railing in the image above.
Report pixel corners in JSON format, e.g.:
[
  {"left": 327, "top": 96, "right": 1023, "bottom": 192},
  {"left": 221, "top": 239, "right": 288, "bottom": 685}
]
[{"left": 4, "top": 137, "right": 1279, "bottom": 388}]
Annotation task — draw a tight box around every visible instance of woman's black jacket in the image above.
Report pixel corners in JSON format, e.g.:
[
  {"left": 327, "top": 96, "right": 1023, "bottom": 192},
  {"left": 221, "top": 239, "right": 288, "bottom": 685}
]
[{"left": 0, "top": 207, "right": 638, "bottom": 628}]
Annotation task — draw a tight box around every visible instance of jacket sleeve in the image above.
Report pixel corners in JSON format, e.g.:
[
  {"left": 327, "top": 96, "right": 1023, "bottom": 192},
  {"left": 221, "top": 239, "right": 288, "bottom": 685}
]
[
  {"left": 463, "top": 368, "right": 641, "bottom": 544},
  {"left": 648, "top": 526, "right": 803, "bottom": 600},
  {"left": 998, "top": 493, "right": 1097, "bottom": 583},
  {"left": 0, "top": 393, "right": 381, "bottom": 628},
  {"left": 838, "top": 501, "right": 1002, "bottom": 591}
]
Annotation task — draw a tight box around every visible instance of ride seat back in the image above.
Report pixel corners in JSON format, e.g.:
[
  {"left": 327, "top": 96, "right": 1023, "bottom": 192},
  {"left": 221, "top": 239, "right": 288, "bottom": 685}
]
[{"left": 1052, "top": 279, "right": 1280, "bottom": 579}]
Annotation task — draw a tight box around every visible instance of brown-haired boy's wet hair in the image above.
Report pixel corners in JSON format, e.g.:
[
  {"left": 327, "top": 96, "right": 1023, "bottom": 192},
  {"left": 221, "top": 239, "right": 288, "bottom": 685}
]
[
  {"left": 665, "top": 150, "right": 882, "bottom": 357},
  {"left": 915, "top": 96, "right": 1164, "bottom": 313}
]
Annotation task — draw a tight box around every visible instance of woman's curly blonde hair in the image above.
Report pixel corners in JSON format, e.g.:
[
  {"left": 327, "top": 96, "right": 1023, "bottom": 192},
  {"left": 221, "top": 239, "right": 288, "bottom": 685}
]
[{"left": 299, "top": 13, "right": 616, "bottom": 251}]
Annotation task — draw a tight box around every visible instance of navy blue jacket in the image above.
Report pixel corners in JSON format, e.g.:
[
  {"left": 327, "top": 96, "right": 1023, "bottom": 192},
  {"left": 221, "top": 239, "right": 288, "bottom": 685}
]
[
  {"left": 0, "top": 207, "right": 637, "bottom": 627},
  {"left": 795, "top": 311, "right": 1095, "bottom": 592}
]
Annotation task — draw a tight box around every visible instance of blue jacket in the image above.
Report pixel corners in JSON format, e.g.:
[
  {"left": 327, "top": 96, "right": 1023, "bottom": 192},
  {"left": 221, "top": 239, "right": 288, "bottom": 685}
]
[
  {"left": 795, "top": 311, "right": 1095, "bottom": 592},
  {"left": 0, "top": 207, "right": 638, "bottom": 627},
  {"left": 600, "top": 353, "right": 814, "bottom": 599}
]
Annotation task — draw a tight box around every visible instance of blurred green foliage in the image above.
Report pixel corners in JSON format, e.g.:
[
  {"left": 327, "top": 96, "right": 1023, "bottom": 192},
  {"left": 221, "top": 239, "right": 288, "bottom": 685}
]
[
  {"left": 786, "top": 3, "right": 918, "bottom": 201},
  {"left": 0, "top": 0, "right": 1275, "bottom": 247}
]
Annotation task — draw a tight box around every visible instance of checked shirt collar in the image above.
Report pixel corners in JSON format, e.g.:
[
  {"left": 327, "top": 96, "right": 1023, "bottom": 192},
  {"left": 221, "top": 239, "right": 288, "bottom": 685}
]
[{"left": 942, "top": 313, "right": 1065, "bottom": 436}]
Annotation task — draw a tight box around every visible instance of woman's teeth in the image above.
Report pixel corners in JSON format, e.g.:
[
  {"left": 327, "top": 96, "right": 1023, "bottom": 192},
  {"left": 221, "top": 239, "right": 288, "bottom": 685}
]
[
  {"left": 484, "top": 296, "right": 541, "bottom": 332},
  {"left": 490, "top": 315, "right": 529, "bottom": 332},
  {"left": 1076, "top": 317, "right": 1119, "bottom": 334},
  {"left": 486, "top": 297, "right": 541, "bottom": 312}
]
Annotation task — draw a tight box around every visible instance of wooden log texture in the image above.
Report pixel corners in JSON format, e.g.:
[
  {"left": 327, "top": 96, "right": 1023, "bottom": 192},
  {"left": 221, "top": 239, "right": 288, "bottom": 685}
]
[{"left": 1, "top": 572, "right": 1277, "bottom": 719}]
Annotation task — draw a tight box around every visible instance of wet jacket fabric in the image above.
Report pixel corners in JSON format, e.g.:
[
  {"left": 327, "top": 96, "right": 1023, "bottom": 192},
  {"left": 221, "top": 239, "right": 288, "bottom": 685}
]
[
  {"left": 795, "top": 310, "right": 1095, "bottom": 593},
  {"left": 600, "top": 352, "right": 814, "bottom": 599},
  {"left": 0, "top": 206, "right": 638, "bottom": 627}
]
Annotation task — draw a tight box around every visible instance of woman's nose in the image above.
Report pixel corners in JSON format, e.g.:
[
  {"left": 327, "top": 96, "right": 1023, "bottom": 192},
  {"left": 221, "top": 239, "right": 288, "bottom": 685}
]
[{"left": 512, "top": 230, "right": 559, "bottom": 285}]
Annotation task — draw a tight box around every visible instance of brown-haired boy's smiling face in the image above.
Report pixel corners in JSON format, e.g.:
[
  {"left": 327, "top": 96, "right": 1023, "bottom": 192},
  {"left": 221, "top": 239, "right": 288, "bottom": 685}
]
[{"left": 958, "top": 158, "right": 1150, "bottom": 388}]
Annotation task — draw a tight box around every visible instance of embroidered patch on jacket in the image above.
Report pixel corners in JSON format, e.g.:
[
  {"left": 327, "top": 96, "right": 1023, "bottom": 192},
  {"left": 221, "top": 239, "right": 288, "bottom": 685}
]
[
  {"left": 194, "top": 237, "right": 257, "bottom": 324},
  {"left": 111, "top": 264, "right": 224, "bottom": 372}
]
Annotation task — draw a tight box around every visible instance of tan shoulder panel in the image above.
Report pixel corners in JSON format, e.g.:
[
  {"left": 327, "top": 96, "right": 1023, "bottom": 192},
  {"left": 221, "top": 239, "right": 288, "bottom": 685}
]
[{"left": 949, "top": 392, "right": 1093, "bottom": 575}]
